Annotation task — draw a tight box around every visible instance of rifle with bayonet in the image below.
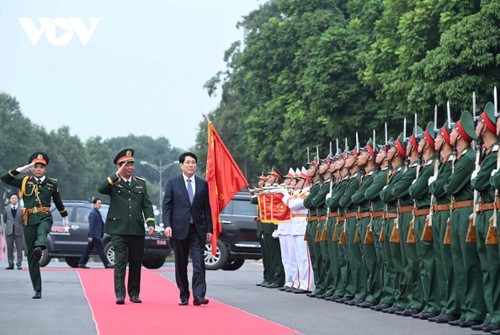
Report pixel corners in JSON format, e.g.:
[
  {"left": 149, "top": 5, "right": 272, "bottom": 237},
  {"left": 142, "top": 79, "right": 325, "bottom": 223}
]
[
  {"left": 365, "top": 129, "right": 376, "bottom": 245},
  {"left": 486, "top": 86, "right": 499, "bottom": 245},
  {"left": 407, "top": 112, "right": 420, "bottom": 244},
  {"left": 390, "top": 119, "right": 406, "bottom": 243},
  {"left": 466, "top": 96, "right": 480, "bottom": 243}
]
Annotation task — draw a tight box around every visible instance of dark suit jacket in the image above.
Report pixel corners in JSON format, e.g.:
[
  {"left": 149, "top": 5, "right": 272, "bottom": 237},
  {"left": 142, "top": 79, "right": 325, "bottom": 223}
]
[
  {"left": 162, "top": 174, "right": 213, "bottom": 240},
  {"left": 88, "top": 208, "right": 105, "bottom": 239},
  {"left": 3, "top": 205, "right": 23, "bottom": 236}
]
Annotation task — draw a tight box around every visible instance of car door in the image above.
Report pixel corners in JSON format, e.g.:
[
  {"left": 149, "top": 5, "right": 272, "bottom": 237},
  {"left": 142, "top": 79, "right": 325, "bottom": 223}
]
[{"left": 49, "top": 206, "right": 75, "bottom": 251}]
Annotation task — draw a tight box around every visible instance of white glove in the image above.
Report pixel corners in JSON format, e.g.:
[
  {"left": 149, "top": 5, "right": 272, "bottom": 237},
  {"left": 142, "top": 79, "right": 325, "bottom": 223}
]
[
  {"left": 325, "top": 192, "right": 332, "bottom": 201},
  {"left": 471, "top": 169, "right": 480, "bottom": 180},
  {"left": 491, "top": 169, "right": 498, "bottom": 177},
  {"left": 383, "top": 185, "right": 388, "bottom": 191},
  {"left": 62, "top": 217, "right": 69, "bottom": 226},
  {"left": 271, "top": 230, "right": 279, "bottom": 239},
  {"left": 411, "top": 179, "right": 417, "bottom": 185},
  {"left": 428, "top": 175, "right": 437, "bottom": 186},
  {"left": 15, "top": 162, "right": 35, "bottom": 174}
]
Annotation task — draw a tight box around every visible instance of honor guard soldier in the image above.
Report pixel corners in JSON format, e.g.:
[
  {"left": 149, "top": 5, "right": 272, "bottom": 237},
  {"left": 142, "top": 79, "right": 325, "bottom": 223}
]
[
  {"left": 409, "top": 122, "right": 440, "bottom": 319},
  {"left": 1, "top": 152, "right": 68, "bottom": 299},
  {"left": 446, "top": 111, "right": 487, "bottom": 328},
  {"left": 428, "top": 119, "right": 460, "bottom": 323},
  {"left": 379, "top": 133, "right": 407, "bottom": 314},
  {"left": 252, "top": 173, "right": 271, "bottom": 287},
  {"left": 352, "top": 139, "right": 378, "bottom": 308},
  {"left": 327, "top": 149, "right": 351, "bottom": 302},
  {"left": 339, "top": 146, "right": 365, "bottom": 305},
  {"left": 366, "top": 143, "right": 392, "bottom": 311},
  {"left": 303, "top": 156, "right": 322, "bottom": 297},
  {"left": 471, "top": 102, "right": 500, "bottom": 329},
  {"left": 310, "top": 155, "right": 334, "bottom": 299}
]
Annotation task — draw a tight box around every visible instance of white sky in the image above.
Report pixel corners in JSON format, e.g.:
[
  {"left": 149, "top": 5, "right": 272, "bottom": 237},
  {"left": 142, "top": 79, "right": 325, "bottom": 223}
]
[{"left": 0, "top": 0, "right": 262, "bottom": 149}]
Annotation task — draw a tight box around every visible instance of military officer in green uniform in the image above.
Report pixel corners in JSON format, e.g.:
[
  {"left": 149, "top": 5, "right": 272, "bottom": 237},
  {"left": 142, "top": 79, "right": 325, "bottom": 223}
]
[
  {"left": 1, "top": 152, "right": 68, "bottom": 299},
  {"left": 427, "top": 120, "right": 460, "bottom": 323},
  {"left": 392, "top": 127, "right": 422, "bottom": 317},
  {"left": 311, "top": 155, "right": 334, "bottom": 298},
  {"left": 445, "top": 111, "right": 487, "bottom": 328},
  {"left": 339, "top": 147, "right": 365, "bottom": 305},
  {"left": 252, "top": 173, "right": 271, "bottom": 287},
  {"left": 352, "top": 139, "right": 377, "bottom": 307},
  {"left": 470, "top": 103, "right": 500, "bottom": 329},
  {"left": 303, "top": 157, "right": 322, "bottom": 297},
  {"left": 379, "top": 134, "right": 406, "bottom": 313},
  {"left": 98, "top": 148, "right": 155, "bottom": 305},
  {"left": 409, "top": 122, "right": 440, "bottom": 319},
  {"left": 366, "top": 143, "right": 392, "bottom": 311}
]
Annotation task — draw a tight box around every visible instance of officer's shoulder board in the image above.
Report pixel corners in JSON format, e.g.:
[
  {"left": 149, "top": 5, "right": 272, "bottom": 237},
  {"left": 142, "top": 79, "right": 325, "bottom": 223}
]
[
  {"left": 366, "top": 170, "right": 374, "bottom": 176},
  {"left": 134, "top": 176, "right": 146, "bottom": 182},
  {"left": 409, "top": 162, "right": 418, "bottom": 168},
  {"left": 424, "top": 159, "right": 434, "bottom": 167},
  {"left": 492, "top": 145, "right": 499, "bottom": 153},
  {"left": 47, "top": 177, "right": 58, "bottom": 183},
  {"left": 448, "top": 154, "right": 456, "bottom": 162},
  {"left": 396, "top": 167, "right": 403, "bottom": 173}
]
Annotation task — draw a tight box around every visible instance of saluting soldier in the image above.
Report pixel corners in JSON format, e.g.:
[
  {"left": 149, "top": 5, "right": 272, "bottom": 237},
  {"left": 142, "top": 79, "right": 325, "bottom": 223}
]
[
  {"left": 379, "top": 134, "right": 407, "bottom": 314},
  {"left": 409, "top": 122, "right": 440, "bottom": 319},
  {"left": 98, "top": 148, "right": 155, "bottom": 304},
  {"left": 446, "top": 111, "right": 487, "bottom": 328},
  {"left": 352, "top": 139, "right": 378, "bottom": 308},
  {"left": 366, "top": 143, "right": 392, "bottom": 311},
  {"left": 470, "top": 102, "right": 500, "bottom": 329},
  {"left": 339, "top": 147, "right": 365, "bottom": 305},
  {"left": 1, "top": 152, "right": 68, "bottom": 299},
  {"left": 427, "top": 119, "right": 460, "bottom": 323},
  {"left": 392, "top": 127, "right": 422, "bottom": 317},
  {"left": 303, "top": 157, "right": 323, "bottom": 297}
]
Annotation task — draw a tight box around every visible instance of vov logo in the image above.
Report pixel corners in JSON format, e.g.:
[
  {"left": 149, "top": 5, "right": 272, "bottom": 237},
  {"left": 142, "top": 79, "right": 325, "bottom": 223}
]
[{"left": 18, "top": 17, "right": 101, "bottom": 46}]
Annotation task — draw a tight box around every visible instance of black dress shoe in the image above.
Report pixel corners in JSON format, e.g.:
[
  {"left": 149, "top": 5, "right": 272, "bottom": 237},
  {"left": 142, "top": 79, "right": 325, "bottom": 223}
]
[
  {"left": 482, "top": 323, "right": 500, "bottom": 331},
  {"left": 256, "top": 280, "right": 270, "bottom": 287},
  {"left": 448, "top": 318, "right": 463, "bottom": 326},
  {"left": 431, "top": 314, "right": 460, "bottom": 323},
  {"left": 78, "top": 264, "right": 90, "bottom": 269},
  {"left": 5, "top": 266, "right": 14, "bottom": 270},
  {"left": 32, "top": 290, "right": 41, "bottom": 299},
  {"left": 130, "top": 296, "right": 142, "bottom": 303},
  {"left": 384, "top": 306, "right": 404, "bottom": 314},
  {"left": 293, "top": 289, "right": 309, "bottom": 294},
  {"left": 459, "top": 319, "right": 482, "bottom": 328},
  {"left": 357, "top": 301, "right": 376, "bottom": 308},
  {"left": 178, "top": 298, "right": 188, "bottom": 306},
  {"left": 17, "top": 266, "right": 22, "bottom": 270},
  {"left": 306, "top": 292, "right": 316, "bottom": 298},
  {"left": 278, "top": 286, "right": 289, "bottom": 291},
  {"left": 193, "top": 296, "right": 209, "bottom": 306},
  {"left": 491, "top": 328, "right": 500, "bottom": 335},
  {"left": 371, "top": 303, "right": 391, "bottom": 311},
  {"left": 116, "top": 296, "right": 125, "bottom": 305},
  {"left": 104, "top": 264, "right": 114, "bottom": 269},
  {"left": 470, "top": 322, "right": 487, "bottom": 331},
  {"left": 401, "top": 308, "right": 421, "bottom": 316},
  {"left": 266, "top": 283, "right": 280, "bottom": 289},
  {"left": 413, "top": 311, "right": 438, "bottom": 319},
  {"left": 33, "top": 247, "right": 43, "bottom": 261}
]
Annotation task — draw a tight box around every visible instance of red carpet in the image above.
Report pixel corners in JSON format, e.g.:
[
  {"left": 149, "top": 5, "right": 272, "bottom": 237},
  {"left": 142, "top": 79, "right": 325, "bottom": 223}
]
[{"left": 78, "top": 269, "right": 299, "bottom": 335}]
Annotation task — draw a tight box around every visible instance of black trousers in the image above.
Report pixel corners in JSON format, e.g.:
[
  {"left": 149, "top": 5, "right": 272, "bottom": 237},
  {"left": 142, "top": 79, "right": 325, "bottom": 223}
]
[
  {"left": 172, "top": 224, "right": 206, "bottom": 299},
  {"left": 111, "top": 235, "right": 144, "bottom": 297},
  {"left": 78, "top": 237, "right": 109, "bottom": 266}
]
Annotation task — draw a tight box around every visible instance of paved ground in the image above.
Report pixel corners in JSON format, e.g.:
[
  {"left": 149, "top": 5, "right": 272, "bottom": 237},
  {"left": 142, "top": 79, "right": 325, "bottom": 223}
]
[{"left": 0, "top": 258, "right": 480, "bottom": 335}]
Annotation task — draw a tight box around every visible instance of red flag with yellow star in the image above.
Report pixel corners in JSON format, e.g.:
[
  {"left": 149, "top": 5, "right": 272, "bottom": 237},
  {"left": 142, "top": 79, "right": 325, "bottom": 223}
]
[{"left": 206, "top": 122, "right": 248, "bottom": 255}]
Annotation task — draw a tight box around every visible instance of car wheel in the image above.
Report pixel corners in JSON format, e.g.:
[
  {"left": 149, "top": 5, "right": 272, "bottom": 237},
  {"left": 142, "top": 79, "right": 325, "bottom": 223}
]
[
  {"left": 142, "top": 257, "right": 166, "bottom": 269},
  {"left": 222, "top": 258, "right": 245, "bottom": 271},
  {"left": 38, "top": 249, "right": 51, "bottom": 267},
  {"left": 65, "top": 257, "right": 80, "bottom": 268},
  {"left": 204, "top": 239, "right": 228, "bottom": 270},
  {"left": 104, "top": 241, "right": 115, "bottom": 264}
]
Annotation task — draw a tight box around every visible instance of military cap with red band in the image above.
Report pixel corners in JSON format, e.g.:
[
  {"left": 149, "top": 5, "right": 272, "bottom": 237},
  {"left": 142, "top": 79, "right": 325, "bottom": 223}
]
[
  {"left": 114, "top": 148, "right": 135, "bottom": 165},
  {"left": 29, "top": 152, "right": 49, "bottom": 165}
]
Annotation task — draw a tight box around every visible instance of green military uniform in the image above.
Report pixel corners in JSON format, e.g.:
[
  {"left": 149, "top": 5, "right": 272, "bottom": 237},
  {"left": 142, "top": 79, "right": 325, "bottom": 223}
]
[
  {"left": 351, "top": 163, "right": 376, "bottom": 305},
  {"left": 1, "top": 152, "right": 68, "bottom": 297},
  {"left": 409, "top": 122, "right": 441, "bottom": 316},
  {"left": 98, "top": 148, "right": 155, "bottom": 300},
  {"left": 445, "top": 145, "right": 486, "bottom": 323},
  {"left": 303, "top": 162, "right": 322, "bottom": 296},
  {"left": 365, "top": 162, "right": 390, "bottom": 308},
  {"left": 339, "top": 163, "right": 364, "bottom": 303},
  {"left": 392, "top": 158, "right": 420, "bottom": 312},
  {"left": 252, "top": 194, "right": 270, "bottom": 286},
  {"left": 312, "top": 168, "right": 333, "bottom": 298},
  {"left": 380, "top": 135, "right": 406, "bottom": 312},
  {"left": 327, "top": 170, "right": 349, "bottom": 299},
  {"left": 429, "top": 151, "right": 458, "bottom": 318}
]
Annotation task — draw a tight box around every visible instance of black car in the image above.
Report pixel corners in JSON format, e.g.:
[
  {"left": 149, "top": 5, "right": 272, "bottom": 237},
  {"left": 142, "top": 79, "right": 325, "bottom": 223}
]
[
  {"left": 41, "top": 200, "right": 171, "bottom": 269},
  {"left": 204, "top": 191, "right": 261, "bottom": 270}
]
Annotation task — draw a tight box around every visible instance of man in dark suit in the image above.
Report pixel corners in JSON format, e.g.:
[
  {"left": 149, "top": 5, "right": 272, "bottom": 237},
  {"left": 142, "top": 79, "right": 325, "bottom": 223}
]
[
  {"left": 78, "top": 198, "right": 114, "bottom": 269},
  {"left": 98, "top": 148, "right": 155, "bottom": 305},
  {"left": 3, "top": 194, "right": 24, "bottom": 270},
  {"left": 163, "top": 152, "right": 213, "bottom": 306}
]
